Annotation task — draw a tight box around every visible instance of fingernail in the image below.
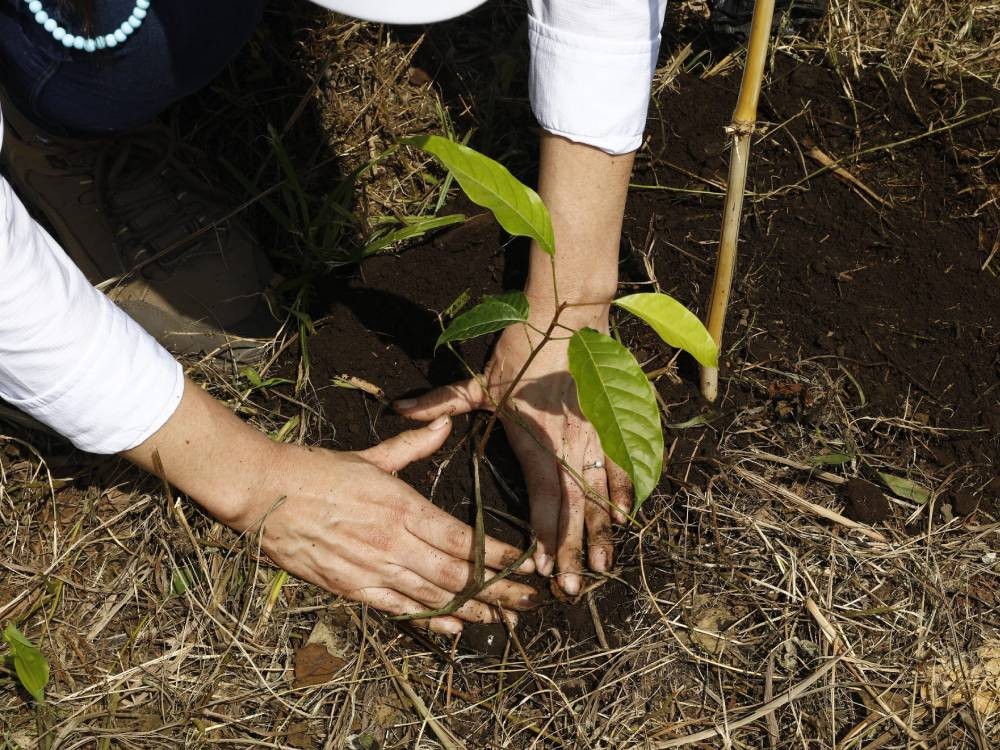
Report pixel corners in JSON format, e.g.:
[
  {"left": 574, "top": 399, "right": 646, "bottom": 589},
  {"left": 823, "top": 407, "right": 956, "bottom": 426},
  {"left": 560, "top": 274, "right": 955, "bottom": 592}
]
[
  {"left": 561, "top": 574, "right": 581, "bottom": 596},
  {"left": 395, "top": 398, "right": 417, "bottom": 410},
  {"left": 444, "top": 620, "right": 462, "bottom": 635},
  {"left": 516, "top": 557, "right": 536, "bottom": 575},
  {"left": 537, "top": 554, "right": 554, "bottom": 577},
  {"left": 521, "top": 591, "right": 545, "bottom": 609},
  {"left": 428, "top": 415, "right": 450, "bottom": 430}
]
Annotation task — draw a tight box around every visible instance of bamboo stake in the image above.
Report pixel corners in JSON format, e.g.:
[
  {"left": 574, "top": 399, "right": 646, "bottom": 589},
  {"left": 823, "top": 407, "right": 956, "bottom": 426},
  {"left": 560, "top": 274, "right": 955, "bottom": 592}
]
[{"left": 701, "top": 0, "right": 776, "bottom": 402}]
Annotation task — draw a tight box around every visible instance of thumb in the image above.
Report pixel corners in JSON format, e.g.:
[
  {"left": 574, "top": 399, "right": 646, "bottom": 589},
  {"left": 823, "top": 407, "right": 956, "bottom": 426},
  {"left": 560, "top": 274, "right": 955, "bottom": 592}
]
[
  {"left": 357, "top": 416, "right": 453, "bottom": 473},
  {"left": 393, "top": 378, "right": 490, "bottom": 421}
]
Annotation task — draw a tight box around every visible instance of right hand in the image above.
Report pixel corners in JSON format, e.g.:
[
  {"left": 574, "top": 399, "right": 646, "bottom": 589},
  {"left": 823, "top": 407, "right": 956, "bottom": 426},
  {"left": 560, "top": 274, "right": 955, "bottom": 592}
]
[{"left": 234, "top": 415, "right": 540, "bottom": 634}]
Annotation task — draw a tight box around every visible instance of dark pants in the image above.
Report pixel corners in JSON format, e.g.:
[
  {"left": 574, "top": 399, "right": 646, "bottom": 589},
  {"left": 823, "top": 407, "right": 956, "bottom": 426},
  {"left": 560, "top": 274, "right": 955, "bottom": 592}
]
[{"left": 0, "top": 0, "right": 266, "bottom": 134}]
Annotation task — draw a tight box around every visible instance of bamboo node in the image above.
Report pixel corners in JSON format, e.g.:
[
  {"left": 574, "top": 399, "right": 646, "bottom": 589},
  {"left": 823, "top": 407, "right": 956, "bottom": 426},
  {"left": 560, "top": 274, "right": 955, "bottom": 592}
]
[{"left": 725, "top": 120, "right": 758, "bottom": 138}]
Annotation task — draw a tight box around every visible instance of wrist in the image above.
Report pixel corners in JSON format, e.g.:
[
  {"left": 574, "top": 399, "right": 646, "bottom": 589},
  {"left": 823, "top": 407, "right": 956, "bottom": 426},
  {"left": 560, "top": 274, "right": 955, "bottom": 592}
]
[
  {"left": 123, "top": 378, "right": 284, "bottom": 533},
  {"left": 524, "top": 280, "right": 614, "bottom": 326},
  {"left": 223, "top": 439, "right": 288, "bottom": 532}
]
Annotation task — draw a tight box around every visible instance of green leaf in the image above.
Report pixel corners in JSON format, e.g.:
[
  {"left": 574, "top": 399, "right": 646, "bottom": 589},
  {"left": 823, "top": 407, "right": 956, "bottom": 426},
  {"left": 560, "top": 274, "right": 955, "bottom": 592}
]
[
  {"left": 568, "top": 328, "right": 664, "bottom": 505},
  {"left": 362, "top": 213, "right": 466, "bottom": 256},
  {"left": 171, "top": 567, "right": 192, "bottom": 596},
  {"left": 240, "top": 367, "right": 292, "bottom": 391},
  {"left": 403, "top": 135, "right": 555, "bottom": 255},
  {"left": 877, "top": 472, "right": 931, "bottom": 504},
  {"left": 614, "top": 293, "right": 718, "bottom": 368},
  {"left": 809, "top": 452, "right": 854, "bottom": 466},
  {"left": 437, "top": 292, "right": 530, "bottom": 348},
  {"left": 3, "top": 624, "right": 48, "bottom": 704}
]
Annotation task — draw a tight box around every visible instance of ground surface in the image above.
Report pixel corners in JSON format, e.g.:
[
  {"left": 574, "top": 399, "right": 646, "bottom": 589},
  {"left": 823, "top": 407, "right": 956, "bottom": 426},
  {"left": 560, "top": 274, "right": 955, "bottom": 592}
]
[
  {"left": 2, "top": 2, "right": 999, "bottom": 748},
  {"left": 291, "top": 53, "right": 1000, "bottom": 746}
]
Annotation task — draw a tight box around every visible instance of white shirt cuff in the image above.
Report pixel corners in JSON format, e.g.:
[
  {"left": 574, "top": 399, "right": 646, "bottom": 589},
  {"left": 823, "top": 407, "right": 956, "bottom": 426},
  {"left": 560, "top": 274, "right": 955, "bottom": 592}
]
[{"left": 527, "top": 13, "right": 663, "bottom": 155}]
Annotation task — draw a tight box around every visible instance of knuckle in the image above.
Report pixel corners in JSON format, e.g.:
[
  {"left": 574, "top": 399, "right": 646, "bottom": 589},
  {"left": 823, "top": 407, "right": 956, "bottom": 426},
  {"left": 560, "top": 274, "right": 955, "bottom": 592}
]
[
  {"left": 456, "top": 603, "right": 488, "bottom": 622},
  {"left": 587, "top": 525, "right": 614, "bottom": 546},
  {"left": 445, "top": 528, "right": 470, "bottom": 554},
  {"left": 433, "top": 561, "right": 464, "bottom": 591},
  {"left": 365, "top": 529, "right": 395, "bottom": 553},
  {"left": 557, "top": 543, "right": 584, "bottom": 566},
  {"left": 497, "top": 549, "right": 521, "bottom": 570},
  {"left": 416, "top": 584, "right": 444, "bottom": 605},
  {"left": 360, "top": 587, "right": 397, "bottom": 611}
]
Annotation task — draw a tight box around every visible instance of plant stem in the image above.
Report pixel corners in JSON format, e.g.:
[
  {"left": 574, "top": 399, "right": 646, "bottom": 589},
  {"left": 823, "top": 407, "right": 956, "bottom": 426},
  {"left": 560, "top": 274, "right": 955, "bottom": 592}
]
[
  {"left": 475, "top": 303, "right": 567, "bottom": 457},
  {"left": 701, "top": 0, "right": 776, "bottom": 402}
]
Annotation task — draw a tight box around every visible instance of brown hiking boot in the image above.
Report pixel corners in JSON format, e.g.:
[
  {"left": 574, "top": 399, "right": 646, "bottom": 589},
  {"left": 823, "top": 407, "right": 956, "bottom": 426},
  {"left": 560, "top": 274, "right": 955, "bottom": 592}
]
[{"left": 1, "top": 96, "right": 280, "bottom": 360}]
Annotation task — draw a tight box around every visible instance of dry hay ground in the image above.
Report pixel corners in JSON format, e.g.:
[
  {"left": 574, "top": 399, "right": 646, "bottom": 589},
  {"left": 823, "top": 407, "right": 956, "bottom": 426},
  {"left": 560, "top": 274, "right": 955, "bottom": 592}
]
[{"left": 2, "top": 1, "right": 1000, "bottom": 748}]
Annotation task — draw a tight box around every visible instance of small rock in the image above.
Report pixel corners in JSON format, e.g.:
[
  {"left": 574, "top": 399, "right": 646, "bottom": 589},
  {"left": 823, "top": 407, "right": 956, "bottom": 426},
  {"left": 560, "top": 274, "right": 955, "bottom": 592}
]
[{"left": 843, "top": 478, "right": 891, "bottom": 523}]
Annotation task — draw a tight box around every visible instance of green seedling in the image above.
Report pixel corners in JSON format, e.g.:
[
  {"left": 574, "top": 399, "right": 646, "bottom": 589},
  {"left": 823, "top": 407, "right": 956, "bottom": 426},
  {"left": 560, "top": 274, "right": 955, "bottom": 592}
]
[
  {"left": 240, "top": 366, "right": 293, "bottom": 392},
  {"left": 405, "top": 134, "right": 718, "bottom": 511},
  {"left": 2, "top": 624, "right": 49, "bottom": 705}
]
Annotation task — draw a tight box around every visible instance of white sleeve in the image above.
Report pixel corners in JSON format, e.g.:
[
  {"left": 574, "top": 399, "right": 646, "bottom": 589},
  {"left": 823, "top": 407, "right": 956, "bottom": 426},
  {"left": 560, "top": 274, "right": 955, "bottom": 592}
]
[
  {"left": 0, "top": 117, "right": 184, "bottom": 455},
  {"left": 527, "top": 0, "right": 669, "bottom": 155}
]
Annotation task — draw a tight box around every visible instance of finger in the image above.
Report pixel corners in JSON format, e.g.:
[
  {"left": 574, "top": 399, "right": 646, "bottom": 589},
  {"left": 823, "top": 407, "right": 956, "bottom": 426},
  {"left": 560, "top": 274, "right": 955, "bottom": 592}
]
[
  {"left": 556, "top": 449, "right": 587, "bottom": 597},
  {"left": 405, "top": 502, "right": 536, "bottom": 575},
  {"left": 405, "top": 541, "right": 539, "bottom": 611},
  {"left": 506, "top": 423, "right": 560, "bottom": 577},
  {"left": 356, "top": 416, "right": 453, "bottom": 473},
  {"left": 606, "top": 458, "right": 632, "bottom": 524},
  {"left": 393, "top": 570, "right": 518, "bottom": 625},
  {"left": 582, "top": 457, "right": 613, "bottom": 574},
  {"left": 358, "top": 587, "right": 464, "bottom": 635},
  {"left": 394, "top": 378, "right": 489, "bottom": 421}
]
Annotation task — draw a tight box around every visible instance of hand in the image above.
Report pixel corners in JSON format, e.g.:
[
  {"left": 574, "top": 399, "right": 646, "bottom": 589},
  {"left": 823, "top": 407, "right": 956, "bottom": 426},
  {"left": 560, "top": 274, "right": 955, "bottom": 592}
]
[
  {"left": 233, "top": 416, "right": 539, "bottom": 635},
  {"left": 394, "top": 304, "right": 631, "bottom": 596}
]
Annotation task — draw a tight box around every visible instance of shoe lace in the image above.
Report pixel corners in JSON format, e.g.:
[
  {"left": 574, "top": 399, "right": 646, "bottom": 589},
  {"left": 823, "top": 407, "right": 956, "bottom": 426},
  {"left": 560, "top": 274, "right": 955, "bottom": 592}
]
[{"left": 89, "top": 125, "right": 236, "bottom": 276}]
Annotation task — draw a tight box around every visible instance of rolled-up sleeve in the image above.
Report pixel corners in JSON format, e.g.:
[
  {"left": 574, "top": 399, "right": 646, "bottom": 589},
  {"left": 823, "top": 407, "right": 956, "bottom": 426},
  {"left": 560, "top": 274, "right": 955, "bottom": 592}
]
[
  {"left": 0, "top": 115, "right": 184, "bottom": 455},
  {"left": 527, "top": 0, "right": 669, "bottom": 155}
]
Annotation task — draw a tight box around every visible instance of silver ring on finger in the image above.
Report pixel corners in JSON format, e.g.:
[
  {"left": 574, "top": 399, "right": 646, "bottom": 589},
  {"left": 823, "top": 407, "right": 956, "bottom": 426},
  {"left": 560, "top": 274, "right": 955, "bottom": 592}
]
[{"left": 583, "top": 459, "right": 605, "bottom": 471}]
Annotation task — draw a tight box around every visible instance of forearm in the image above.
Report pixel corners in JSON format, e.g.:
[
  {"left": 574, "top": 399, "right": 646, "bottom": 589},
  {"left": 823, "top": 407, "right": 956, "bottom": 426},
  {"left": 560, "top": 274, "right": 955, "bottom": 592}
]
[
  {"left": 525, "top": 132, "right": 635, "bottom": 314},
  {"left": 123, "top": 377, "right": 277, "bottom": 529},
  {"left": 525, "top": 0, "right": 666, "bottom": 316}
]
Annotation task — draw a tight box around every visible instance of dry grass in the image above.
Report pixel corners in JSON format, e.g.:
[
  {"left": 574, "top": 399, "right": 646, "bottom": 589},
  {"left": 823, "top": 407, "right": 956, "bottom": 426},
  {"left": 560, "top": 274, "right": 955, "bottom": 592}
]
[
  {"left": 2, "top": 1, "right": 999, "bottom": 748},
  {"left": 819, "top": 0, "right": 1000, "bottom": 85}
]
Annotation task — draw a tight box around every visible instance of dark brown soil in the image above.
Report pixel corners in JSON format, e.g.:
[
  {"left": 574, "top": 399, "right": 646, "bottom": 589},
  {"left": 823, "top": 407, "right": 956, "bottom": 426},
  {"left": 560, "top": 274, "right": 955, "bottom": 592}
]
[
  {"left": 843, "top": 478, "right": 891, "bottom": 523},
  {"left": 297, "top": 57, "right": 999, "bottom": 657},
  {"left": 948, "top": 489, "right": 980, "bottom": 516}
]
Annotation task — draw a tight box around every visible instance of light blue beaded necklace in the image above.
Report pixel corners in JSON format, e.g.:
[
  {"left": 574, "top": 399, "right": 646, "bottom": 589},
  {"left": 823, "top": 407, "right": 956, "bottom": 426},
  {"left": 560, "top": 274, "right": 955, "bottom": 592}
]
[{"left": 27, "top": 0, "right": 150, "bottom": 52}]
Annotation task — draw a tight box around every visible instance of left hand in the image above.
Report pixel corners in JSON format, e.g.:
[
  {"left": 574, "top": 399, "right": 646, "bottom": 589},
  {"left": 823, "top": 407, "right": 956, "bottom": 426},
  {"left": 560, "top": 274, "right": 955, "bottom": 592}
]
[{"left": 394, "top": 302, "right": 631, "bottom": 596}]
